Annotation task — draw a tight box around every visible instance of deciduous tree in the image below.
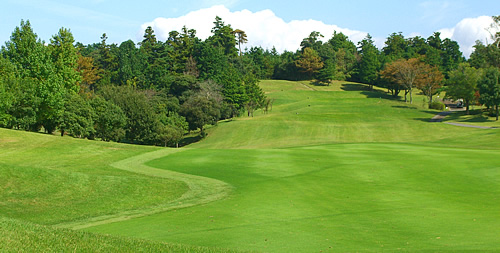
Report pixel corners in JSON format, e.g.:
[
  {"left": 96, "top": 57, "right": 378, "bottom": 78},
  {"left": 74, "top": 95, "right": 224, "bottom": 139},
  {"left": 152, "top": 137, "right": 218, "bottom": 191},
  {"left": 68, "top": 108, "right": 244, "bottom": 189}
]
[
  {"left": 380, "top": 58, "right": 425, "bottom": 103},
  {"left": 479, "top": 67, "right": 500, "bottom": 120},
  {"left": 446, "top": 63, "right": 482, "bottom": 114},
  {"left": 416, "top": 64, "right": 444, "bottom": 105}
]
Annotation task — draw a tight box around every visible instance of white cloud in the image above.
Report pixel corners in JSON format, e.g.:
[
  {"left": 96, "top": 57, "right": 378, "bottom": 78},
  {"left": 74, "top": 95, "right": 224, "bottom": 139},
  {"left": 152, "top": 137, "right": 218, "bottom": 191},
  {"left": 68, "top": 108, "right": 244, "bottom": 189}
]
[
  {"left": 141, "top": 6, "right": 497, "bottom": 58},
  {"left": 438, "top": 16, "right": 497, "bottom": 57},
  {"left": 140, "top": 5, "right": 368, "bottom": 52}
]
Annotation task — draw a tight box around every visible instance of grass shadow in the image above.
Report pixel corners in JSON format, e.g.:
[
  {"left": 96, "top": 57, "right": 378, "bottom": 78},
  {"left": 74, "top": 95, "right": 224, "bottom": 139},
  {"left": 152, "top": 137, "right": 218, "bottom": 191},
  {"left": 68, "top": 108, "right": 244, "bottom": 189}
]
[
  {"left": 442, "top": 110, "right": 495, "bottom": 123},
  {"left": 311, "top": 81, "right": 330, "bottom": 86},
  {"left": 178, "top": 134, "right": 203, "bottom": 147},
  {"left": 393, "top": 105, "right": 417, "bottom": 110},
  {"left": 341, "top": 83, "right": 369, "bottom": 91}
]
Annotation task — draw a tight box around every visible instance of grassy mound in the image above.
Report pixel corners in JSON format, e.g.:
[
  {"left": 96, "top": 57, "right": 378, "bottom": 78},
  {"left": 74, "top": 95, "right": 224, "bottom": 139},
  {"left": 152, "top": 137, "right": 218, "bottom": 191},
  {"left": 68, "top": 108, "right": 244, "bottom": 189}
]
[{"left": 0, "top": 129, "right": 189, "bottom": 225}]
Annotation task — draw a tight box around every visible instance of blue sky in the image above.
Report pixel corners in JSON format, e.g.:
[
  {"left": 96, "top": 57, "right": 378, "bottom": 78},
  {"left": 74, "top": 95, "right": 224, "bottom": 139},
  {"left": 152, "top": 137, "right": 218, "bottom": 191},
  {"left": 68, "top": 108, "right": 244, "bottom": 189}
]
[{"left": 1, "top": 0, "right": 498, "bottom": 56}]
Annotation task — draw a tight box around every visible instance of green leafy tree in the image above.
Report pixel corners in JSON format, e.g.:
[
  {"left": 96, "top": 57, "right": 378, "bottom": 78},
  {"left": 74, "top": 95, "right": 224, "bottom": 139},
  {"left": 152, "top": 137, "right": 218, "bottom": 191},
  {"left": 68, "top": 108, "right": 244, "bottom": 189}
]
[
  {"left": 117, "top": 40, "right": 146, "bottom": 86},
  {"left": 469, "top": 41, "right": 490, "bottom": 69},
  {"left": 441, "top": 38, "right": 464, "bottom": 76},
  {"left": 207, "top": 16, "right": 238, "bottom": 57},
  {"left": 167, "top": 27, "right": 197, "bottom": 74},
  {"left": 49, "top": 28, "right": 81, "bottom": 93},
  {"left": 0, "top": 57, "right": 16, "bottom": 127},
  {"left": 273, "top": 51, "right": 300, "bottom": 80},
  {"left": 195, "top": 42, "right": 246, "bottom": 113},
  {"left": 382, "top": 32, "right": 408, "bottom": 61},
  {"left": 328, "top": 31, "right": 357, "bottom": 80},
  {"left": 140, "top": 27, "right": 170, "bottom": 89},
  {"left": 99, "top": 85, "right": 159, "bottom": 144},
  {"left": 479, "top": 67, "right": 500, "bottom": 120},
  {"left": 243, "top": 76, "right": 265, "bottom": 117},
  {"left": 7, "top": 78, "right": 40, "bottom": 131},
  {"left": 180, "top": 94, "right": 221, "bottom": 134},
  {"left": 157, "top": 112, "right": 188, "bottom": 147},
  {"left": 93, "top": 33, "right": 118, "bottom": 87},
  {"left": 59, "top": 93, "right": 95, "bottom": 138},
  {"left": 469, "top": 41, "right": 500, "bottom": 69},
  {"left": 90, "top": 96, "right": 127, "bottom": 142},
  {"left": 446, "top": 63, "right": 482, "bottom": 114},
  {"left": 357, "top": 34, "right": 380, "bottom": 89},
  {"left": 2, "top": 20, "right": 65, "bottom": 132},
  {"left": 300, "top": 31, "right": 324, "bottom": 52}
]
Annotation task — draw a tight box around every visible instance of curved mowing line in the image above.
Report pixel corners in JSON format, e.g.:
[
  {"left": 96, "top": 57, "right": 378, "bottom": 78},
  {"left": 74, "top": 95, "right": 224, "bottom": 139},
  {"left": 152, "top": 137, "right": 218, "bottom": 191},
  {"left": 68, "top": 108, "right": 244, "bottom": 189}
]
[{"left": 54, "top": 148, "right": 232, "bottom": 230}]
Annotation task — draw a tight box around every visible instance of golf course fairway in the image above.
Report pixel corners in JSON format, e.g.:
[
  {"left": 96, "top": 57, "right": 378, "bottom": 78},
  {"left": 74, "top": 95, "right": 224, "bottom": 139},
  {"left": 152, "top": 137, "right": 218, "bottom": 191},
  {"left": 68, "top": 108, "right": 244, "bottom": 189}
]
[{"left": 1, "top": 80, "right": 499, "bottom": 252}]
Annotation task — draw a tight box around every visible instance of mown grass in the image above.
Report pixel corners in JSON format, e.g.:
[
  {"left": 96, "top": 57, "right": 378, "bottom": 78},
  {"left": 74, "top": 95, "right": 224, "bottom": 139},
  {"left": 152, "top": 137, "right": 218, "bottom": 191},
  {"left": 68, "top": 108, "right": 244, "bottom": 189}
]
[
  {"left": 1, "top": 79, "right": 499, "bottom": 252},
  {"left": 0, "top": 129, "right": 189, "bottom": 225},
  {"left": 87, "top": 143, "right": 500, "bottom": 252},
  {"left": 193, "top": 81, "right": 479, "bottom": 149},
  {"left": 87, "top": 80, "right": 500, "bottom": 251},
  {"left": 0, "top": 217, "right": 240, "bottom": 252}
]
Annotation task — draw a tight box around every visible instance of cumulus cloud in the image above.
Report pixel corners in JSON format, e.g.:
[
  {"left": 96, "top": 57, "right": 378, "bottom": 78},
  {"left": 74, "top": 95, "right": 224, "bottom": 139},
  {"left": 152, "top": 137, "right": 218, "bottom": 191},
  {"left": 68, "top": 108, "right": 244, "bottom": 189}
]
[
  {"left": 140, "top": 5, "right": 368, "bottom": 53},
  {"left": 438, "top": 16, "right": 497, "bottom": 57},
  {"left": 141, "top": 6, "right": 497, "bottom": 58}
]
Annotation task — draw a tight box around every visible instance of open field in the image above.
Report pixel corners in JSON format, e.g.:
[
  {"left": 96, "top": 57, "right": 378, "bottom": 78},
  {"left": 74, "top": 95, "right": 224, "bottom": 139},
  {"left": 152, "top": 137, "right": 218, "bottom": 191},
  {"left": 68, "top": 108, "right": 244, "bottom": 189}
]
[{"left": 1, "top": 80, "right": 499, "bottom": 251}]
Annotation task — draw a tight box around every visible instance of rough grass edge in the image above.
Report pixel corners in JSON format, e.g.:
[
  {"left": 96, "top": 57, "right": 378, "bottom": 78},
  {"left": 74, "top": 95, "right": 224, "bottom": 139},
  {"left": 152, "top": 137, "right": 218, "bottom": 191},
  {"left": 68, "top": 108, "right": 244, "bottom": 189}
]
[{"left": 54, "top": 148, "right": 233, "bottom": 230}]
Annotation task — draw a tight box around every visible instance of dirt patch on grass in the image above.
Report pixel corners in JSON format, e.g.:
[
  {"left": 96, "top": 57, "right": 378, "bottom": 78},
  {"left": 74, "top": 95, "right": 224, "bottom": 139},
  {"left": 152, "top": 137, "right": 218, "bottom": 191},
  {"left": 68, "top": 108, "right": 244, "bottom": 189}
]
[{"left": 0, "top": 138, "right": 19, "bottom": 144}]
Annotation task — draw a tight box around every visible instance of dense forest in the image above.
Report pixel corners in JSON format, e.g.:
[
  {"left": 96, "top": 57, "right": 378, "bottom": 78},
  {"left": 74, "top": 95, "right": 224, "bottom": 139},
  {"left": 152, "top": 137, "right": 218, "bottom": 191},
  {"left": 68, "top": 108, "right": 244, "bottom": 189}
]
[{"left": 0, "top": 16, "right": 499, "bottom": 146}]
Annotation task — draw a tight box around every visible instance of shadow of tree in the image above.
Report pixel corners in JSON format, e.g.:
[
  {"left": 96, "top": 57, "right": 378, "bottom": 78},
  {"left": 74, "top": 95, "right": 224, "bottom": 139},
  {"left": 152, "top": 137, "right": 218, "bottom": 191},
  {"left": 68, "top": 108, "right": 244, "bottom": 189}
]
[
  {"left": 311, "top": 81, "right": 330, "bottom": 86},
  {"left": 178, "top": 134, "right": 204, "bottom": 147},
  {"left": 442, "top": 110, "right": 494, "bottom": 123},
  {"left": 392, "top": 105, "right": 417, "bottom": 110},
  {"left": 340, "top": 83, "right": 369, "bottom": 91}
]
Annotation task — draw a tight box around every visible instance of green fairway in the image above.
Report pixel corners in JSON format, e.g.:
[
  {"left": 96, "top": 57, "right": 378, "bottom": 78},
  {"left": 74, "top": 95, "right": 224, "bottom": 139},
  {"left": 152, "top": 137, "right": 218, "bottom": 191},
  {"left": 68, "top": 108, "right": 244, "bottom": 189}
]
[{"left": 1, "top": 80, "right": 499, "bottom": 252}]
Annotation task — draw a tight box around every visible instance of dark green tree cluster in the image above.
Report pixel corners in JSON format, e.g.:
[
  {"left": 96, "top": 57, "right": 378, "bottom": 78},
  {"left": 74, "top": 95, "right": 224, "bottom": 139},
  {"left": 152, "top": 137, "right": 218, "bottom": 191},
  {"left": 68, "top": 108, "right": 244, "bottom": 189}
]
[{"left": 0, "top": 18, "right": 267, "bottom": 146}]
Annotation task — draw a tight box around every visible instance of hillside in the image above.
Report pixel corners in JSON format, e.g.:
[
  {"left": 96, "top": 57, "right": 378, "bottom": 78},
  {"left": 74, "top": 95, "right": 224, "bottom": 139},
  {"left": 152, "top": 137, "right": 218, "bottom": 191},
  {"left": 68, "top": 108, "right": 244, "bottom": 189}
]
[{"left": 1, "top": 80, "right": 499, "bottom": 252}]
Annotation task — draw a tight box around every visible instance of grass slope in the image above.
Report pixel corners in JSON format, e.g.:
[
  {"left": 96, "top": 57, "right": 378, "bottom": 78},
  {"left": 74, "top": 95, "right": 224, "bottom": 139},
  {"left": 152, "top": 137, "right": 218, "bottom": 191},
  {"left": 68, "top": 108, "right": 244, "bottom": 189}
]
[
  {"left": 192, "top": 81, "right": 480, "bottom": 149},
  {"left": 0, "top": 217, "right": 240, "bottom": 252},
  {"left": 1, "top": 80, "right": 499, "bottom": 252},
  {"left": 0, "top": 129, "right": 189, "bottom": 225},
  {"left": 86, "top": 81, "right": 500, "bottom": 252}
]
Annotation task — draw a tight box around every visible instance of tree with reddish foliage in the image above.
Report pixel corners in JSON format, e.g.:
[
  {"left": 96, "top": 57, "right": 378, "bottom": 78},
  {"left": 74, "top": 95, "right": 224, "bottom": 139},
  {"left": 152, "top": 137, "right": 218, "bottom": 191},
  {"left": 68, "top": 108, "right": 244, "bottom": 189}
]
[
  {"left": 380, "top": 58, "right": 425, "bottom": 104},
  {"left": 416, "top": 64, "right": 444, "bottom": 105}
]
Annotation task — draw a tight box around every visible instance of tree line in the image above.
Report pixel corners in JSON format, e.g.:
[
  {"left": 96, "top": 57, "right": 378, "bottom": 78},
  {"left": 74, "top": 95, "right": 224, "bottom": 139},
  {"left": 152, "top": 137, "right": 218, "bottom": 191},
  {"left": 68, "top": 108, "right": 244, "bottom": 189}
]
[
  {"left": 0, "top": 16, "right": 499, "bottom": 147},
  {"left": 0, "top": 18, "right": 268, "bottom": 146}
]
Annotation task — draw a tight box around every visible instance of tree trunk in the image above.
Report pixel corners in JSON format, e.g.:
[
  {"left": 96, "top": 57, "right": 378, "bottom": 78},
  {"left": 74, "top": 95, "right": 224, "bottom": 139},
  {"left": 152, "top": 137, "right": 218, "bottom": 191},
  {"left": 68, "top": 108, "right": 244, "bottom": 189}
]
[
  {"left": 409, "top": 88, "right": 413, "bottom": 104},
  {"left": 496, "top": 105, "right": 499, "bottom": 121},
  {"left": 465, "top": 100, "right": 470, "bottom": 115}
]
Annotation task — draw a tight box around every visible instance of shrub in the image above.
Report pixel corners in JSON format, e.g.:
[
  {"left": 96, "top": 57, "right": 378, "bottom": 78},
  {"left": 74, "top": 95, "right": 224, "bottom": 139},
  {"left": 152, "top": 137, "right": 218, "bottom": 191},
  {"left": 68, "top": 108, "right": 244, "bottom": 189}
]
[{"left": 429, "top": 101, "right": 445, "bottom": 111}]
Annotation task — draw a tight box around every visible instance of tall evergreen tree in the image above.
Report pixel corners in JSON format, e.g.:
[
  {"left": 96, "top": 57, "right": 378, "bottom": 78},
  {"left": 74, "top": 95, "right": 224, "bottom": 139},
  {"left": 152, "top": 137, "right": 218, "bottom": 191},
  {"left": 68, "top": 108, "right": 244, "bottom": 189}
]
[
  {"left": 207, "top": 16, "right": 238, "bottom": 57},
  {"left": 357, "top": 34, "right": 380, "bottom": 89}
]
